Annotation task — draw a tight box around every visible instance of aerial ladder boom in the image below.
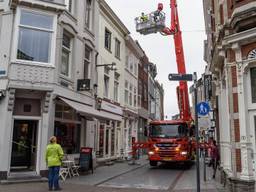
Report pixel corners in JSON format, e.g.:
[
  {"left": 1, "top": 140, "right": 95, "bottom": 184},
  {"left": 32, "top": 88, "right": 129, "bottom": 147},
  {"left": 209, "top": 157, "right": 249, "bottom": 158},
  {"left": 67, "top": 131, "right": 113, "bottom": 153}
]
[{"left": 135, "top": 0, "right": 191, "bottom": 121}]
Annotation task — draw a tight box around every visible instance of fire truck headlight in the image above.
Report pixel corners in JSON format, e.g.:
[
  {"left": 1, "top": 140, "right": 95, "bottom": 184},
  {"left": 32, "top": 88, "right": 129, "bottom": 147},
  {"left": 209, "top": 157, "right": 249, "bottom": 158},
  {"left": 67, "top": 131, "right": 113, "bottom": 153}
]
[
  {"left": 181, "top": 151, "right": 187, "bottom": 155},
  {"left": 148, "top": 151, "right": 154, "bottom": 155},
  {"left": 153, "top": 144, "right": 159, "bottom": 152}
]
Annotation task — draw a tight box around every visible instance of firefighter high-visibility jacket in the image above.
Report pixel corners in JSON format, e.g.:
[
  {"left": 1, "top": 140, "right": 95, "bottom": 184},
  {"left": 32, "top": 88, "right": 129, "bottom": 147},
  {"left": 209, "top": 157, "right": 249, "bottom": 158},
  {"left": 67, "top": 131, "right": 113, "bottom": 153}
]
[{"left": 45, "top": 143, "right": 64, "bottom": 167}]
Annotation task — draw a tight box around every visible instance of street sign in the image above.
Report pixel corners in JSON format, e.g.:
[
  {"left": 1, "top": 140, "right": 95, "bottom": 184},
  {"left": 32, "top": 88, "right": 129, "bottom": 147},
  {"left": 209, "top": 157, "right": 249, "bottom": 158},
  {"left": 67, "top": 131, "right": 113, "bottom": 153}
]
[
  {"left": 168, "top": 73, "right": 193, "bottom": 81},
  {"left": 198, "top": 116, "right": 211, "bottom": 130},
  {"left": 196, "top": 102, "right": 210, "bottom": 116}
]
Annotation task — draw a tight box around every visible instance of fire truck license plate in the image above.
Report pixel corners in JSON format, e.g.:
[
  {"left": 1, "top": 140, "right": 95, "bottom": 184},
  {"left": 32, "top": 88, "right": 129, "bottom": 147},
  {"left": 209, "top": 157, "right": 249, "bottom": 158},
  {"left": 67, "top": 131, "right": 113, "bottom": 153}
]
[{"left": 163, "top": 157, "right": 172, "bottom": 161}]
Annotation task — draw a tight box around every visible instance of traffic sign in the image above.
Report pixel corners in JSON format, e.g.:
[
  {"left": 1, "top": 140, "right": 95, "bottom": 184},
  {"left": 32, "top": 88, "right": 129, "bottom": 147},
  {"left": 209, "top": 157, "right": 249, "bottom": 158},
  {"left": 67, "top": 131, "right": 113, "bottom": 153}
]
[
  {"left": 168, "top": 73, "right": 193, "bottom": 81},
  {"left": 196, "top": 102, "right": 210, "bottom": 116}
]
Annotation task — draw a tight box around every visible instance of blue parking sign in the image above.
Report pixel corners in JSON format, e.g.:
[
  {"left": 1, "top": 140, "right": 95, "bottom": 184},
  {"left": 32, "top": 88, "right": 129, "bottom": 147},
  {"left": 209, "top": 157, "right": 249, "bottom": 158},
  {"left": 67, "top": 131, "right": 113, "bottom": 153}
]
[{"left": 196, "top": 102, "right": 210, "bottom": 116}]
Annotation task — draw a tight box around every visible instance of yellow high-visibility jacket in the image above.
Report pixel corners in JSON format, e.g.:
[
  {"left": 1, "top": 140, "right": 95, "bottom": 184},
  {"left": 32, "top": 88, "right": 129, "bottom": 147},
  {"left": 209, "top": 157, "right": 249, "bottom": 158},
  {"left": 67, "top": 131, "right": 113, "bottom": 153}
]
[{"left": 45, "top": 143, "right": 64, "bottom": 167}]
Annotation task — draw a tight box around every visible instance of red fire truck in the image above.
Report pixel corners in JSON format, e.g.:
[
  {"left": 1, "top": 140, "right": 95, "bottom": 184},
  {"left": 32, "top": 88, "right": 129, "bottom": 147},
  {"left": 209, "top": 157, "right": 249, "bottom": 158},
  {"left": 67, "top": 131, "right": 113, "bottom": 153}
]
[{"left": 134, "top": 0, "right": 196, "bottom": 166}]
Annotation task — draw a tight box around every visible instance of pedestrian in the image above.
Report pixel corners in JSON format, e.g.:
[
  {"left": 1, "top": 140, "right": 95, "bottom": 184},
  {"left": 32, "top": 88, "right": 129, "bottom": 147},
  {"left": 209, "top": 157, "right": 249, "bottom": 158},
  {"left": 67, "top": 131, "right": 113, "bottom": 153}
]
[
  {"left": 45, "top": 136, "right": 64, "bottom": 191},
  {"left": 210, "top": 140, "right": 219, "bottom": 179}
]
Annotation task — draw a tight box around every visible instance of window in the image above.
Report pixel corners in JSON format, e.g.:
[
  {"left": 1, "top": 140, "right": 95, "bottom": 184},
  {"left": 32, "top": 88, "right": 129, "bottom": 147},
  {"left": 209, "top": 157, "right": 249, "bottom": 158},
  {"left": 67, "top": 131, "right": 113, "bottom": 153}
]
[
  {"left": 85, "top": 0, "right": 92, "bottom": 29},
  {"left": 61, "top": 32, "right": 72, "bottom": 77},
  {"left": 114, "top": 72, "right": 120, "bottom": 102},
  {"left": 125, "top": 55, "right": 129, "bottom": 69},
  {"left": 84, "top": 45, "right": 91, "bottom": 79},
  {"left": 138, "top": 95, "right": 141, "bottom": 107},
  {"left": 134, "top": 87, "right": 137, "bottom": 107},
  {"left": 105, "top": 28, "right": 111, "bottom": 51},
  {"left": 17, "top": 10, "right": 54, "bottom": 63},
  {"left": 130, "top": 59, "right": 133, "bottom": 73},
  {"left": 115, "top": 38, "right": 120, "bottom": 59},
  {"left": 65, "top": 0, "right": 73, "bottom": 13},
  {"left": 104, "top": 75, "right": 109, "bottom": 98},
  {"left": 114, "top": 81, "right": 119, "bottom": 102},
  {"left": 129, "top": 84, "right": 133, "bottom": 106},
  {"left": 254, "top": 116, "right": 256, "bottom": 144},
  {"left": 134, "top": 63, "right": 138, "bottom": 76},
  {"left": 54, "top": 103, "right": 81, "bottom": 154},
  {"left": 125, "top": 80, "right": 129, "bottom": 104},
  {"left": 251, "top": 67, "right": 256, "bottom": 103}
]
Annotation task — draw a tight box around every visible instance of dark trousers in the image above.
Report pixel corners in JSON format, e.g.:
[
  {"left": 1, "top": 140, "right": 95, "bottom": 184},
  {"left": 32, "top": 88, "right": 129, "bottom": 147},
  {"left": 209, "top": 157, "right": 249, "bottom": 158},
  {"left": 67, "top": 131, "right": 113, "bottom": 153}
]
[
  {"left": 48, "top": 166, "right": 60, "bottom": 190},
  {"left": 212, "top": 158, "right": 218, "bottom": 178}
]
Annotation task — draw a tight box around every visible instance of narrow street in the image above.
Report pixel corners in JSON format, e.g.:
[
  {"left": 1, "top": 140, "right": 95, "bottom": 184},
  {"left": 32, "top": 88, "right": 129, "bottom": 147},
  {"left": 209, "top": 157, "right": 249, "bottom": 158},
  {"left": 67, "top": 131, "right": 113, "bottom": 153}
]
[{"left": 0, "top": 158, "right": 225, "bottom": 192}]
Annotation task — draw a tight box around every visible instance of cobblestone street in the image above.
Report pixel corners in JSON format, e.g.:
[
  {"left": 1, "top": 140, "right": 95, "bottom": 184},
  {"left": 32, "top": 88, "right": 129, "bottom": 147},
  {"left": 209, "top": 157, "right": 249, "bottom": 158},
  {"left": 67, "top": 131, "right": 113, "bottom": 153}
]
[{"left": 0, "top": 158, "right": 226, "bottom": 192}]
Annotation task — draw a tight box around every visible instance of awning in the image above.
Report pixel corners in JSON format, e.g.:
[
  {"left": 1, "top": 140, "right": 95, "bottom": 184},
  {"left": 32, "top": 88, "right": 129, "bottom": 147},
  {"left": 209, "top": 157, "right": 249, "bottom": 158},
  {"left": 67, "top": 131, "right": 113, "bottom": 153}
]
[{"left": 59, "top": 97, "right": 123, "bottom": 121}]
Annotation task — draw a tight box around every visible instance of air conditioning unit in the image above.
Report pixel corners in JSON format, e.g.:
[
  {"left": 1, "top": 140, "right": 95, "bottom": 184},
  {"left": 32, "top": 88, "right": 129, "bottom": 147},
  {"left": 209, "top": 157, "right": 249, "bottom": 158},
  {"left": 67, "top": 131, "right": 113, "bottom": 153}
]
[{"left": 77, "top": 79, "right": 90, "bottom": 91}]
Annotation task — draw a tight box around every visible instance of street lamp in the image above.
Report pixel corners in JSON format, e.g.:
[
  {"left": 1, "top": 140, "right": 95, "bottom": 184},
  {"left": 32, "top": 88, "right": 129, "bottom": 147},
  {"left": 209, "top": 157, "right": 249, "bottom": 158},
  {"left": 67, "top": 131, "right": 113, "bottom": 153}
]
[{"left": 96, "top": 62, "right": 117, "bottom": 71}]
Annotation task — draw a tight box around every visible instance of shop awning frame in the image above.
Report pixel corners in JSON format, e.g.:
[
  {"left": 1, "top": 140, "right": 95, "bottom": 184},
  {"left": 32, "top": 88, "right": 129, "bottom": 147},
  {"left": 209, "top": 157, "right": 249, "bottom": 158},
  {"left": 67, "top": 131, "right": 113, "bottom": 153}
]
[{"left": 59, "top": 97, "right": 123, "bottom": 121}]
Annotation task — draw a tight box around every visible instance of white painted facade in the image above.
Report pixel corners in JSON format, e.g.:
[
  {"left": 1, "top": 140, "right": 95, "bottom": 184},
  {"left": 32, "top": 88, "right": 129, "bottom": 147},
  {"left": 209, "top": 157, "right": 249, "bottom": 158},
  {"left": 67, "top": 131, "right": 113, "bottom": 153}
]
[
  {"left": 0, "top": 0, "right": 102, "bottom": 179},
  {"left": 96, "top": 0, "right": 129, "bottom": 161}
]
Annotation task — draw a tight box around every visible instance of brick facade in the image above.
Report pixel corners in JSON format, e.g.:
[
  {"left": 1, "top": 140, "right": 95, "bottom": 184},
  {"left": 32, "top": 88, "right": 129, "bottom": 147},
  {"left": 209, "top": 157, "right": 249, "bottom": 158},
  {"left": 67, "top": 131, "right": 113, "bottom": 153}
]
[
  {"left": 231, "top": 66, "right": 237, "bottom": 87},
  {"left": 241, "top": 42, "right": 256, "bottom": 59},
  {"left": 233, "top": 93, "right": 239, "bottom": 113},
  {"left": 234, "top": 119, "right": 240, "bottom": 142},
  {"left": 204, "top": 0, "right": 256, "bottom": 190},
  {"left": 227, "top": 49, "right": 236, "bottom": 62},
  {"left": 236, "top": 149, "right": 242, "bottom": 172}
]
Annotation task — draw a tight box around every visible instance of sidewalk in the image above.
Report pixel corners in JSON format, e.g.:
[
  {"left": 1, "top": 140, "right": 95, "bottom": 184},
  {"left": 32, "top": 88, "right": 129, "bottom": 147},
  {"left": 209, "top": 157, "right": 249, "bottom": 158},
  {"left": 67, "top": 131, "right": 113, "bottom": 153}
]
[
  {"left": 0, "top": 156, "right": 226, "bottom": 192},
  {"left": 173, "top": 158, "right": 226, "bottom": 192},
  {"left": 66, "top": 156, "right": 148, "bottom": 186}
]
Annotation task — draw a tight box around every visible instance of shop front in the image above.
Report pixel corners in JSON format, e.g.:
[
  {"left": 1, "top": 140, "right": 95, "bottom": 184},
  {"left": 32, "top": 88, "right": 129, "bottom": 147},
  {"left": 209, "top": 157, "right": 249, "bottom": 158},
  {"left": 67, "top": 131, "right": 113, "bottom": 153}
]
[
  {"left": 123, "top": 109, "right": 138, "bottom": 159},
  {"left": 6, "top": 89, "right": 49, "bottom": 179},
  {"left": 95, "top": 100, "right": 123, "bottom": 161},
  {"left": 56, "top": 97, "right": 123, "bottom": 162}
]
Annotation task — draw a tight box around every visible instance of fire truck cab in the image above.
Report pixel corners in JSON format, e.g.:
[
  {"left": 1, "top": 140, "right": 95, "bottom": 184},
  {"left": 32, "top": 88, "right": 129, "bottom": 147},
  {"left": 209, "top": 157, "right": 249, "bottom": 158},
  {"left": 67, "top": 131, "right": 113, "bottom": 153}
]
[{"left": 145, "top": 120, "right": 195, "bottom": 166}]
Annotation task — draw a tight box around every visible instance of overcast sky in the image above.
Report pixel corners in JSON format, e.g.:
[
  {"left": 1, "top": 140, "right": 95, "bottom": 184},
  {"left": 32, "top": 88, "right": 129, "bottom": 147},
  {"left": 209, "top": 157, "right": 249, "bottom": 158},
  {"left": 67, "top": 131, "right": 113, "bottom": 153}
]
[{"left": 105, "top": 0, "right": 207, "bottom": 119}]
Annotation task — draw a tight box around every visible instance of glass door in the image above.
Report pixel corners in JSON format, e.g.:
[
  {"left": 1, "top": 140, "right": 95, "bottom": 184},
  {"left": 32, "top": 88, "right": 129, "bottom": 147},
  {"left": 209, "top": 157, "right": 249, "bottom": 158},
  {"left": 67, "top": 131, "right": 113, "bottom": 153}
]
[{"left": 11, "top": 120, "right": 38, "bottom": 172}]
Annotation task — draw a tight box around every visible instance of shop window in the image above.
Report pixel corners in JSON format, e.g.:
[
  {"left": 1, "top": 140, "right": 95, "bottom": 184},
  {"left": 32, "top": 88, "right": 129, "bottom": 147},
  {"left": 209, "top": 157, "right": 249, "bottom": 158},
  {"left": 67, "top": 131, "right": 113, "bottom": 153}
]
[
  {"left": 54, "top": 121, "right": 81, "bottom": 154},
  {"left": 98, "top": 124, "right": 104, "bottom": 158},
  {"left": 111, "top": 127, "right": 115, "bottom": 156},
  {"left": 105, "top": 129, "right": 109, "bottom": 155}
]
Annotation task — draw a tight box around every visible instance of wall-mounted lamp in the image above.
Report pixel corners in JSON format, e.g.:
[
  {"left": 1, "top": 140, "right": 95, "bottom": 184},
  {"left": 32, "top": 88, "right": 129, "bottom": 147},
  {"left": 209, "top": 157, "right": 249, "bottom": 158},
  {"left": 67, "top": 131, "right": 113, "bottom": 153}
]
[{"left": 96, "top": 62, "right": 117, "bottom": 71}]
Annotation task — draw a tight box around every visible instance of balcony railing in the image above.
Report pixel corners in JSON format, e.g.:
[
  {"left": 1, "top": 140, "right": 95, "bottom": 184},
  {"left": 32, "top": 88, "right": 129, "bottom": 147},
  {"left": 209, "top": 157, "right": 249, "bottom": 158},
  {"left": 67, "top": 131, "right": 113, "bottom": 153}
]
[{"left": 9, "top": 63, "right": 55, "bottom": 89}]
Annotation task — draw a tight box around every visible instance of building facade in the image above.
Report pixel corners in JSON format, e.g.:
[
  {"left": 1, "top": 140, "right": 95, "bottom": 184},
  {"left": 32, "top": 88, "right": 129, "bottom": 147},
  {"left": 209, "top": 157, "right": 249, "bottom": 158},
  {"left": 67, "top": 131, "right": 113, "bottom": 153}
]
[
  {"left": 203, "top": 0, "right": 256, "bottom": 191},
  {"left": 155, "top": 81, "right": 164, "bottom": 120},
  {"left": 137, "top": 51, "right": 149, "bottom": 143},
  {"left": 0, "top": 0, "right": 103, "bottom": 180},
  {"left": 123, "top": 36, "right": 143, "bottom": 157},
  {"left": 96, "top": 0, "right": 129, "bottom": 161},
  {"left": 148, "top": 62, "right": 157, "bottom": 120},
  {"left": 0, "top": 0, "right": 165, "bottom": 181}
]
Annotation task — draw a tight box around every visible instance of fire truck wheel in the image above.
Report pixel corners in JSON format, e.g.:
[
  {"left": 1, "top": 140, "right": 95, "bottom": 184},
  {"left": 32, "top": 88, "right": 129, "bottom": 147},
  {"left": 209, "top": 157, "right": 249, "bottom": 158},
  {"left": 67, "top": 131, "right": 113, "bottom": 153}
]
[{"left": 149, "top": 161, "right": 158, "bottom": 166}]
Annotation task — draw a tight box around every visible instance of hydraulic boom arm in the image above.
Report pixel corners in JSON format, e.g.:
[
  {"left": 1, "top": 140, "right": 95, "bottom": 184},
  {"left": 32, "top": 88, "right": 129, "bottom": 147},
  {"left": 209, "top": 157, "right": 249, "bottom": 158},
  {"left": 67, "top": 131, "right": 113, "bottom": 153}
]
[{"left": 161, "top": 0, "right": 191, "bottom": 121}]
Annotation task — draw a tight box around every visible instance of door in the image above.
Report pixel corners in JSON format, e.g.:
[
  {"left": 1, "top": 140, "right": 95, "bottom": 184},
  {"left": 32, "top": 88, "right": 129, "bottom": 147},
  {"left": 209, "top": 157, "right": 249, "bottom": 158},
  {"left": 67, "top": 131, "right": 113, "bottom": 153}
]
[
  {"left": 11, "top": 120, "right": 38, "bottom": 172},
  {"left": 250, "top": 112, "right": 256, "bottom": 177}
]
